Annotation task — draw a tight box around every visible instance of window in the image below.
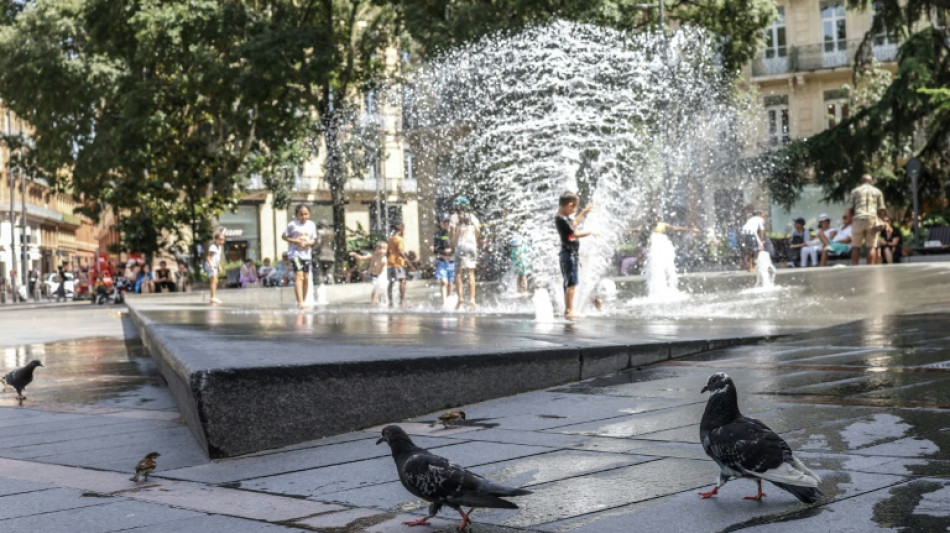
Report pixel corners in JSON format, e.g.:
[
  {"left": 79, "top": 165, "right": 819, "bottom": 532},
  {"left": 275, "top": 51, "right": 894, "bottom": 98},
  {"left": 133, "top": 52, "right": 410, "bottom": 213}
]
[
  {"left": 403, "top": 150, "right": 414, "bottom": 182},
  {"left": 369, "top": 203, "right": 402, "bottom": 233},
  {"left": 364, "top": 89, "right": 378, "bottom": 116},
  {"left": 871, "top": 1, "right": 898, "bottom": 61},
  {"left": 764, "top": 7, "right": 787, "bottom": 59},
  {"left": 763, "top": 96, "right": 790, "bottom": 148},
  {"left": 821, "top": 2, "right": 847, "bottom": 67},
  {"left": 824, "top": 90, "right": 849, "bottom": 129}
]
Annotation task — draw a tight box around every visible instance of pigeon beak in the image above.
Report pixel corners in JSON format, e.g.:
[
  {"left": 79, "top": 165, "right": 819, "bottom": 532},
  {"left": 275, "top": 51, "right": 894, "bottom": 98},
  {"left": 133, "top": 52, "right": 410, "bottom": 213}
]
[
  {"left": 376, "top": 436, "right": 386, "bottom": 445},
  {"left": 701, "top": 385, "right": 709, "bottom": 393}
]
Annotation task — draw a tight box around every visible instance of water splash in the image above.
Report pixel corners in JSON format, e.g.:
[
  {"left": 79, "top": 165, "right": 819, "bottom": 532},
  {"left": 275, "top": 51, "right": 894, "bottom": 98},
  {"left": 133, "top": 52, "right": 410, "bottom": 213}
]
[
  {"left": 644, "top": 232, "right": 682, "bottom": 300},
  {"left": 410, "top": 21, "right": 760, "bottom": 312},
  {"left": 755, "top": 251, "right": 777, "bottom": 289},
  {"left": 315, "top": 284, "right": 329, "bottom": 306}
]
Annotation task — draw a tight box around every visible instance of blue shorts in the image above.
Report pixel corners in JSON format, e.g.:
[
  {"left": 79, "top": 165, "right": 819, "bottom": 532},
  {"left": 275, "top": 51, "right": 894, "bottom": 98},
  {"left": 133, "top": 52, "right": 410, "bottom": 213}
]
[
  {"left": 560, "top": 251, "right": 579, "bottom": 289},
  {"left": 435, "top": 258, "right": 455, "bottom": 282}
]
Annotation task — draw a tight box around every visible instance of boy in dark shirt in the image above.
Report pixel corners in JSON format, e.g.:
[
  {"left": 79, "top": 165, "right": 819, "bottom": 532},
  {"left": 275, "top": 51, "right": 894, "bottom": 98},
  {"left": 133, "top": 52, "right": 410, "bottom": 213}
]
[{"left": 555, "top": 191, "right": 594, "bottom": 319}]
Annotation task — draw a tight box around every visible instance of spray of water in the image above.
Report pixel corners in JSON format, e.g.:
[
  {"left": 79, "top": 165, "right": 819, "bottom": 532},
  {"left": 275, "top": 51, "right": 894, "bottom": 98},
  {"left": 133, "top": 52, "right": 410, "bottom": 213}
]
[{"left": 408, "top": 21, "right": 762, "bottom": 314}]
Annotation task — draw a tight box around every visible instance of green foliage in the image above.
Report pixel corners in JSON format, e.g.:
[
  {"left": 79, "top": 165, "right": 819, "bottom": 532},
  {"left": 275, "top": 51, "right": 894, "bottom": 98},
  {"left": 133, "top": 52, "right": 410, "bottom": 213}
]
[{"left": 393, "top": 0, "right": 775, "bottom": 75}]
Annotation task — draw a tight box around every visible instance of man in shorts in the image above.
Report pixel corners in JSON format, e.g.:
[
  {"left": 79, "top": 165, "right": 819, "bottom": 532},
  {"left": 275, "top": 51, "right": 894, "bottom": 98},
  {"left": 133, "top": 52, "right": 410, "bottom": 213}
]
[{"left": 849, "top": 174, "right": 887, "bottom": 265}]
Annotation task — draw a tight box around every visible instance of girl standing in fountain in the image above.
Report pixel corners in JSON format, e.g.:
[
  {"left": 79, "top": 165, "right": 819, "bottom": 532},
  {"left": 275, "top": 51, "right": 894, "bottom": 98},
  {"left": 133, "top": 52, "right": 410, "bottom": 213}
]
[
  {"left": 555, "top": 191, "right": 594, "bottom": 319},
  {"left": 452, "top": 197, "right": 480, "bottom": 310},
  {"left": 282, "top": 205, "right": 317, "bottom": 310}
]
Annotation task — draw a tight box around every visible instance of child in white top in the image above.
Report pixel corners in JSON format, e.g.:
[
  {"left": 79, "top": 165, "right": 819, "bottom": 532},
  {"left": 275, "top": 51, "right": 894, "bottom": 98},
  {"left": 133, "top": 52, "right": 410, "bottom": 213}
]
[
  {"left": 282, "top": 205, "right": 317, "bottom": 309},
  {"left": 205, "top": 230, "right": 226, "bottom": 304}
]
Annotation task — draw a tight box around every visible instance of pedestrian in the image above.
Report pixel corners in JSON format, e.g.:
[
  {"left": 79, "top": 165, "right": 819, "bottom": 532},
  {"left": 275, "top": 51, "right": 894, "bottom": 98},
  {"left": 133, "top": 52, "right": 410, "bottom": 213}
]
[
  {"left": 175, "top": 261, "right": 189, "bottom": 292},
  {"left": 55, "top": 266, "right": 68, "bottom": 302},
  {"left": 555, "top": 191, "right": 594, "bottom": 319},
  {"left": 451, "top": 197, "right": 480, "bottom": 310},
  {"left": 740, "top": 209, "right": 766, "bottom": 273},
  {"left": 314, "top": 219, "right": 335, "bottom": 284},
  {"left": 154, "top": 260, "right": 177, "bottom": 292},
  {"left": 878, "top": 216, "right": 903, "bottom": 264},
  {"left": 239, "top": 259, "right": 259, "bottom": 288},
  {"left": 787, "top": 218, "right": 811, "bottom": 267},
  {"left": 849, "top": 173, "right": 887, "bottom": 265},
  {"left": 205, "top": 229, "right": 226, "bottom": 304},
  {"left": 387, "top": 223, "right": 416, "bottom": 308},
  {"left": 349, "top": 241, "right": 388, "bottom": 306},
  {"left": 431, "top": 213, "right": 455, "bottom": 305},
  {"left": 281, "top": 204, "right": 317, "bottom": 309}
]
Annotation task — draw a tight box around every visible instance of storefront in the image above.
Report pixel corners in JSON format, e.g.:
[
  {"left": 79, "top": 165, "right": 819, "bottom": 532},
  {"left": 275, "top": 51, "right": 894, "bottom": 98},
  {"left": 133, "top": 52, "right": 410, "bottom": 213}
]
[{"left": 218, "top": 204, "right": 261, "bottom": 263}]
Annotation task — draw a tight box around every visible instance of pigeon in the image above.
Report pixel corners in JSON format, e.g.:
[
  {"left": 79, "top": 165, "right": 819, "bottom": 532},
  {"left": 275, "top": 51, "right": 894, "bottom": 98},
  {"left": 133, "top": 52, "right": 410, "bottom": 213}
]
[
  {"left": 130, "top": 452, "right": 160, "bottom": 482},
  {"left": 699, "top": 372, "right": 822, "bottom": 504},
  {"left": 377, "top": 425, "right": 531, "bottom": 530},
  {"left": 431, "top": 410, "right": 466, "bottom": 428},
  {"left": 2, "top": 360, "right": 43, "bottom": 406}
]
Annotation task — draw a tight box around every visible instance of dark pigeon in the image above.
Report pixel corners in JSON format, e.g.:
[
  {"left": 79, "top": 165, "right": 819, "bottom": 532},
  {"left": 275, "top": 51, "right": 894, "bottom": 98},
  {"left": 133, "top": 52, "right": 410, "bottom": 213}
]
[
  {"left": 699, "top": 372, "right": 822, "bottom": 504},
  {"left": 377, "top": 425, "right": 531, "bottom": 530},
  {"left": 2, "top": 360, "right": 43, "bottom": 406}
]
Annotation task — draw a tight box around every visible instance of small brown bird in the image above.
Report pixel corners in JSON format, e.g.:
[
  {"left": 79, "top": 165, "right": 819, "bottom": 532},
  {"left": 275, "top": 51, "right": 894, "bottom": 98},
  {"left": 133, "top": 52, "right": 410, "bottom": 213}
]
[
  {"left": 130, "top": 452, "right": 161, "bottom": 482},
  {"left": 431, "top": 410, "right": 466, "bottom": 428}
]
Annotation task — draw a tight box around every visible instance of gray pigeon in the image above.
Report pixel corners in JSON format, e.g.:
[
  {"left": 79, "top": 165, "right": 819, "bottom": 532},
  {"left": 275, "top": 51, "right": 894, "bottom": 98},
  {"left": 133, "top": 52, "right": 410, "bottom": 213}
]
[
  {"left": 699, "top": 372, "right": 822, "bottom": 503},
  {"left": 2, "top": 360, "right": 43, "bottom": 406},
  {"left": 377, "top": 425, "right": 531, "bottom": 530}
]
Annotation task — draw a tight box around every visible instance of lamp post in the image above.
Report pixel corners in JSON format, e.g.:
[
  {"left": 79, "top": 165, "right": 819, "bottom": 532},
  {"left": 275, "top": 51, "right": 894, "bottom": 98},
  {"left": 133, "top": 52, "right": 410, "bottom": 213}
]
[
  {"left": 20, "top": 163, "right": 28, "bottom": 290},
  {"left": 907, "top": 157, "right": 922, "bottom": 245}
]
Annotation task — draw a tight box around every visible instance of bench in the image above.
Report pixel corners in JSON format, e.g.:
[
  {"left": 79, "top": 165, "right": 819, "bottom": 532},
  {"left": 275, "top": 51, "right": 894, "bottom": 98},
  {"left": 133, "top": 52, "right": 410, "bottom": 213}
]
[{"left": 915, "top": 226, "right": 950, "bottom": 255}]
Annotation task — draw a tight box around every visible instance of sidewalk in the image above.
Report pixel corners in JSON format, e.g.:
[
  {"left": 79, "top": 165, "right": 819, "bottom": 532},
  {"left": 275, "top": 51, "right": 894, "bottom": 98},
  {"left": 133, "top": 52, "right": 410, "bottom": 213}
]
[{"left": 1, "top": 297, "right": 950, "bottom": 530}]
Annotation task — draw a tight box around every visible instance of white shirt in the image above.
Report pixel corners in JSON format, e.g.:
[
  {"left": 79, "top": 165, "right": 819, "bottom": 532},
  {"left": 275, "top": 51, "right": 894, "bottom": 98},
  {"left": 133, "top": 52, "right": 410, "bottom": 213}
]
[
  {"left": 283, "top": 220, "right": 317, "bottom": 261},
  {"left": 742, "top": 216, "right": 765, "bottom": 236},
  {"left": 451, "top": 213, "right": 480, "bottom": 250},
  {"left": 208, "top": 243, "right": 222, "bottom": 269},
  {"left": 833, "top": 224, "right": 852, "bottom": 243}
]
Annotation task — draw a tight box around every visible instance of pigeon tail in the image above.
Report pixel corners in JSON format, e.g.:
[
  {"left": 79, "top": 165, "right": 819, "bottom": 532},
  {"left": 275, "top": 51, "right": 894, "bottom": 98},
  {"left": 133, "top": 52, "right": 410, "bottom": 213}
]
[{"left": 770, "top": 481, "right": 823, "bottom": 504}]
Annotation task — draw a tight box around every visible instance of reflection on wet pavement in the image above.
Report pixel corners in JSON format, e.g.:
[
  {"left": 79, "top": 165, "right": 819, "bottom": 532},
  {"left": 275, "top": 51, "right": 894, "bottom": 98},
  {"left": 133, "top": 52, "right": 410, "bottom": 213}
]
[{"left": 0, "top": 335, "right": 206, "bottom": 473}]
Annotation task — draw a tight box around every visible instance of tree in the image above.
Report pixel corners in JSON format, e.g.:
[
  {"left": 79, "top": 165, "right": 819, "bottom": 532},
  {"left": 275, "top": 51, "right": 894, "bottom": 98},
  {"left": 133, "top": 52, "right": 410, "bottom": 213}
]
[
  {"left": 0, "top": 0, "right": 318, "bottom": 262},
  {"left": 393, "top": 0, "right": 776, "bottom": 75},
  {"left": 767, "top": 1, "right": 949, "bottom": 222}
]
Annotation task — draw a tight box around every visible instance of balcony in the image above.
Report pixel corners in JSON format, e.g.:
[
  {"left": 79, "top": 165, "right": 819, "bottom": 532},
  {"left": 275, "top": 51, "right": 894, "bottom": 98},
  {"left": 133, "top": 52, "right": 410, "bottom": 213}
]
[{"left": 750, "top": 38, "right": 900, "bottom": 78}]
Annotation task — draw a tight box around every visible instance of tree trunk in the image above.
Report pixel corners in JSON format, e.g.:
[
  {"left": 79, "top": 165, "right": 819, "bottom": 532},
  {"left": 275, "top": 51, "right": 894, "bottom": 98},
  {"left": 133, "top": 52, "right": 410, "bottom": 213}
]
[{"left": 323, "top": 114, "right": 348, "bottom": 281}]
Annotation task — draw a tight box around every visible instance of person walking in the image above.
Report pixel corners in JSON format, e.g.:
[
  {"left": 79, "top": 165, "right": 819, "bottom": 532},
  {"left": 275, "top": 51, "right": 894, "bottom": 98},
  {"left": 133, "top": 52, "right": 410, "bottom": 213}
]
[
  {"left": 740, "top": 209, "right": 766, "bottom": 273},
  {"left": 205, "top": 229, "right": 226, "bottom": 304},
  {"left": 451, "top": 197, "right": 480, "bottom": 310},
  {"left": 849, "top": 173, "right": 887, "bottom": 265}
]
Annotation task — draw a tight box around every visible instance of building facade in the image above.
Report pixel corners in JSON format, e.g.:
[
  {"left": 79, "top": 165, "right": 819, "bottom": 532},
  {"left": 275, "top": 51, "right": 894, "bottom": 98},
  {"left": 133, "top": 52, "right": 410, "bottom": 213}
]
[
  {"left": 0, "top": 107, "right": 99, "bottom": 297},
  {"left": 747, "top": 0, "right": 900, "bottom": 231}
]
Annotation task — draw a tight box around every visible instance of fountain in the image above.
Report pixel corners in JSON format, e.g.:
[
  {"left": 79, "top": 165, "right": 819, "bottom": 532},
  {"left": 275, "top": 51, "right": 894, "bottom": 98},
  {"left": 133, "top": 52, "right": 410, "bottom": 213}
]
[{"left": 410, "top": 21, "right": 762, "bottom": 313}]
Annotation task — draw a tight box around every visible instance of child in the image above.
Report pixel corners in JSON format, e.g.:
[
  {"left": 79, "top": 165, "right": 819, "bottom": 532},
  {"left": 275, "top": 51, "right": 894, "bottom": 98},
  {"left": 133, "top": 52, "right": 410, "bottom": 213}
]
[
  {"left": 205, "top": 229, "right": 226, "bottom": 304},
  {"left": 281, "top": 204, "right": 317, "bottom": 309},
  {"left": 431, "top": 214, "right": 454, "bottom": 305},
  {"left": 509, "top": 236, "right": 531, "bottom": 295},
  {"left": 555, "top": 191, "right": 594, "bottom": 319},
  {"left": 349, "top": 241, "right": 388, "bottom": 306},
  {"left": 387, "top": 223, "right": 416, "bottom": 308}
]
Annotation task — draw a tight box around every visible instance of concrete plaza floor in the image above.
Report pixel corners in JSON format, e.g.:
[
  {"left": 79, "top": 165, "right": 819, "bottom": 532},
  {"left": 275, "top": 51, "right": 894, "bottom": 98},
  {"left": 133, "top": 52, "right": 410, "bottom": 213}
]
[{"left": 1, "top": 263, "right": 949, "bottom": 532}]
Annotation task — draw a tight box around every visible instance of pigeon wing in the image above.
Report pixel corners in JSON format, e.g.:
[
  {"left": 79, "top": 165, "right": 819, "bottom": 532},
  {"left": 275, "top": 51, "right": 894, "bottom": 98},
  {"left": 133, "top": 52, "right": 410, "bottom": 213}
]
[
  {"left": 400, "top": 451, "right": 527, "bottom": 509},
  {"left": 400, "top": 450, "right": 467, "bottom": 503},
  {"left": 710, "top": 416, "right": 819, "bottom": 488}
]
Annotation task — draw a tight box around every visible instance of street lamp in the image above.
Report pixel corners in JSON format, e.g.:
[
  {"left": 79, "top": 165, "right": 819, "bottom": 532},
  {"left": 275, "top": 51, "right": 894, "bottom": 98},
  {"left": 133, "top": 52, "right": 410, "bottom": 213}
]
[{"left": 907, "top": 157, "right": 922, "bottom": 245}]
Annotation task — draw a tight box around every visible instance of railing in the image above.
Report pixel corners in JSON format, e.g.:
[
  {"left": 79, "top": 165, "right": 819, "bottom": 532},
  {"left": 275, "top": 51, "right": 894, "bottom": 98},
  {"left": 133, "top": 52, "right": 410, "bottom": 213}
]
[{"left": 750, "top": 38, "right": 900, "bottom": 77}]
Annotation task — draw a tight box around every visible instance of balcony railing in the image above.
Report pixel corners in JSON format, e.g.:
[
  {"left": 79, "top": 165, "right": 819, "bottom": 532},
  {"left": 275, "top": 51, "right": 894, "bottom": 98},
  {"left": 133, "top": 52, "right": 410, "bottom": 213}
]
[{"left": 751, "top": 38, "right": 900, "bottom": 77}]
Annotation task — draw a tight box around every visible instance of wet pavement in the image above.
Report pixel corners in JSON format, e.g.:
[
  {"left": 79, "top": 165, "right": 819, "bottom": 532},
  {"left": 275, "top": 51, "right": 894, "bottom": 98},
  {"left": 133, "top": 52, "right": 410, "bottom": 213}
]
[{"left": 0, "top": 263, "right": 949, "bottom": 531}]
